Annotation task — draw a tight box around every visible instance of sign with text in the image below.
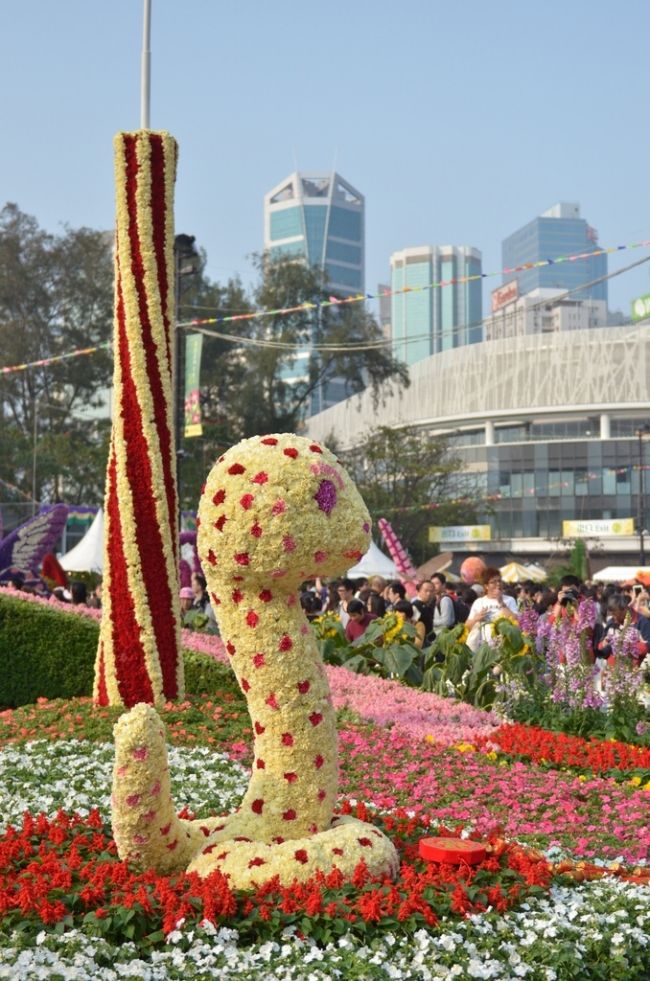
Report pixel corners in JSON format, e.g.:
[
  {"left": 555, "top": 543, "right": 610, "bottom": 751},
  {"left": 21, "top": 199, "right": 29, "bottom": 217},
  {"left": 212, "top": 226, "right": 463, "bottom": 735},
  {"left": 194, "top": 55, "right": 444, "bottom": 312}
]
[
  {"left": 562, "top": 518, "right": 634, "bottom": 538},
  {"left": 183, "top": 332, "right": 203, "bottom": 438},
  {"left": 429, "top": 525, "right": 492, "bottom": 543},
  {"left": 491, "top": 280, "right": 518, "bottom": 313}
]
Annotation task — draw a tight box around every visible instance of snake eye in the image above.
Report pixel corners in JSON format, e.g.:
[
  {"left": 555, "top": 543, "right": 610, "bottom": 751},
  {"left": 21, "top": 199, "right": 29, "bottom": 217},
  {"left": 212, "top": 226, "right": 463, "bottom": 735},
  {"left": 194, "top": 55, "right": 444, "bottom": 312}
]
[{"left": 314, "top": 479, "right": 337, "bottom": 515}]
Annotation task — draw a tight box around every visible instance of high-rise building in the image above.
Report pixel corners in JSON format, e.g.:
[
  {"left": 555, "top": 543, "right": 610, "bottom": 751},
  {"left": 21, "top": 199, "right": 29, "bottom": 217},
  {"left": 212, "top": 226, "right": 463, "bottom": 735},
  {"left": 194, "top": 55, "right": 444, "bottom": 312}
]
[
  {"left": 501, "top": 202, "right": 607, "bottom": 303},
  {"left": 263, "top": 171, "right": 366, "bottom": 417},
  {"left": 390, "top": 245, "right": 482, "bottom": 366},
  {"left": 264, "top": 171, "right": 364, "bottom": 295}
]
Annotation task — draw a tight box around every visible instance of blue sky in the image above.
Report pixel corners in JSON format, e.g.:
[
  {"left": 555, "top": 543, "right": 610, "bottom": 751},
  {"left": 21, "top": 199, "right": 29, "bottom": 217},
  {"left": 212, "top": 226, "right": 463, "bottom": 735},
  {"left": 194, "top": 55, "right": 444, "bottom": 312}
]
[{"left": 1, "top": 0, "right": 649, "bottom": 317}]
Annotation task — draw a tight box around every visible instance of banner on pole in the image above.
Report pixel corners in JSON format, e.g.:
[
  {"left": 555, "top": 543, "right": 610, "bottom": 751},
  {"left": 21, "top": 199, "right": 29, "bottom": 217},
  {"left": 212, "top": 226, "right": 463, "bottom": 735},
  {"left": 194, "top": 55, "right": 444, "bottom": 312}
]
[{"left": 183, "top": 332, "right": 203, "bottom": 438}]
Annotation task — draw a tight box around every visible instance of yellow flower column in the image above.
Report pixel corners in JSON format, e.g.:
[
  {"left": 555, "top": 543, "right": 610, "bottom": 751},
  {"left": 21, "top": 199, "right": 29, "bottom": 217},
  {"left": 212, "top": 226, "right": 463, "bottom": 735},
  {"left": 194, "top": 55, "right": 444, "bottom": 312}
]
[
  {"left": 94, "top": 131, "right": 183, "bottom": 708},
  {"left": 111, "top": 434, "right": 398, "bottom": 889}
]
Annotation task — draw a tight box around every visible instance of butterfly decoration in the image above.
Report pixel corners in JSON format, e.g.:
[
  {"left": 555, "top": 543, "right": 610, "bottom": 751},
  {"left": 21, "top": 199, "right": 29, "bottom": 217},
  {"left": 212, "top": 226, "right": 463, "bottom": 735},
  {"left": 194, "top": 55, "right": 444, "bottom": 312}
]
[{"left": 0, "top": 505, "right": 69, "bottom": 586}]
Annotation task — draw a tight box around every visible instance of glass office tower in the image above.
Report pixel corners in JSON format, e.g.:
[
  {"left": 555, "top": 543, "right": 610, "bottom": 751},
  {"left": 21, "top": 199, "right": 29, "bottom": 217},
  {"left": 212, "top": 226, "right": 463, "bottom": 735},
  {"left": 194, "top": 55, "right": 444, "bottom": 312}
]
[
  {"left": 263, "top": 171, "right": 365, "bottom": 415},
  {"left": 502, "top": 202, "right": 607, "bottom": 303},
  {"left": 390, "top": 245, "right": 483, "bottom": 366},
  {"left": 264, "top": 172, "right": 364, "bottom": 296}
]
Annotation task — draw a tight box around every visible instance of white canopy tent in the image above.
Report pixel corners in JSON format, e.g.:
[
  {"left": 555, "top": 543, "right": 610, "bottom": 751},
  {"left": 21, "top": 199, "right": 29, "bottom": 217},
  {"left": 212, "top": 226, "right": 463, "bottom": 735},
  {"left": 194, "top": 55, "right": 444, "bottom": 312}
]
[
  {"left": 592, "top": 566, "right": 650, "bottom": 583},
  {"left": 59, "top": 509, "right": 104, "bottom": 574},
  {"left": 346, "top": 542, "right": 398, "bottom": 579}
]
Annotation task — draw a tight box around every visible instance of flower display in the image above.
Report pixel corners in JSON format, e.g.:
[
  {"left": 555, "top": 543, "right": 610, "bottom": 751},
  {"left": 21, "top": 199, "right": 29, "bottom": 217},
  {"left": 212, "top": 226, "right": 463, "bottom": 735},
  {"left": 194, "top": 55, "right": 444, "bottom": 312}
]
[
  {"left": 111, "top": 434, "right": 399, "bottom": 889},
  {"left": 94, "top": 130, "right": 183, "bottom": 709}
]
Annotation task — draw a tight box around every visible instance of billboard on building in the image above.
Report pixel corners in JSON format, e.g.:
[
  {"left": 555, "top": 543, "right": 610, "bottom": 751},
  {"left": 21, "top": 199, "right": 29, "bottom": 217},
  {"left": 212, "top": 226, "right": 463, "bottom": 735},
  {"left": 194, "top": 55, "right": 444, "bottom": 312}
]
[
  {"left": 562, "top": 518, "right": 634, "bottom": 538},
  {"left": 491, "top": 280, "right": 518, "bottom": 313},
  {"left": 429, "top": 525, "right": 492, "bottom": 543}
]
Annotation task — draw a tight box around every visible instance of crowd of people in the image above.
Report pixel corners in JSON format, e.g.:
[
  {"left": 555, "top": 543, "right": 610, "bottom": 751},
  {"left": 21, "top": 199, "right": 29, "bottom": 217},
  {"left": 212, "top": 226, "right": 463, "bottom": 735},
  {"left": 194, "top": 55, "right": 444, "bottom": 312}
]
[
  {"left": 300, "top": 566, "right": 650, "bottom": 665},
  {"left": 6, "top": 551, "right": 650, "bottom": 666}
]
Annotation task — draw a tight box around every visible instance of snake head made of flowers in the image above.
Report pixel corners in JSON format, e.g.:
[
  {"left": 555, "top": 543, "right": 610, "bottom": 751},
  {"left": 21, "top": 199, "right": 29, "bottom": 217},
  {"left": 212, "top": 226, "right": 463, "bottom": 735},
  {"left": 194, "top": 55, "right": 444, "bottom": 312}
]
[{"left": 197, "top": 434, "right": 371, "bottom": 590}]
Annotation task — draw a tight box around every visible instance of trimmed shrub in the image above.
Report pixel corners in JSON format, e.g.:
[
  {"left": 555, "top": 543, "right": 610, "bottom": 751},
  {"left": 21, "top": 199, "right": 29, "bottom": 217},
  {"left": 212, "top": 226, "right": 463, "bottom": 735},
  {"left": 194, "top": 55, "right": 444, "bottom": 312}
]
[
  {"left": 0, "top": 593, "right": 227, "bottom": 708},
  {"left": 183, "top": 648, "right": 230, "bottom": 695}
]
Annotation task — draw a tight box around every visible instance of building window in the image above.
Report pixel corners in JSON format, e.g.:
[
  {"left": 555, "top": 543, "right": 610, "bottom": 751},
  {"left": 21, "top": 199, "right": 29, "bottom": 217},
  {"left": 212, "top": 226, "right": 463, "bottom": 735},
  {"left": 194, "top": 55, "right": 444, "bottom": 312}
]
[{"left": 270, "top": 207, "right": 302, "bottom": 241}]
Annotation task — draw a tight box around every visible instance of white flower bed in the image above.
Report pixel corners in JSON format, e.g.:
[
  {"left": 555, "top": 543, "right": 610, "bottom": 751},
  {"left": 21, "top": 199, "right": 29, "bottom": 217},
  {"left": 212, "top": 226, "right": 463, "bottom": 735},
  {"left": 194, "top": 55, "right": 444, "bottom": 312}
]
[
  {"left": 0, "top": 740, "right": 248, "bottom": 830},
  {"left": 0, "top": 879, "right": 648, "bottom": 979},
  {"left": 0, "top": 741, "right": 648, "bottom": 979}
]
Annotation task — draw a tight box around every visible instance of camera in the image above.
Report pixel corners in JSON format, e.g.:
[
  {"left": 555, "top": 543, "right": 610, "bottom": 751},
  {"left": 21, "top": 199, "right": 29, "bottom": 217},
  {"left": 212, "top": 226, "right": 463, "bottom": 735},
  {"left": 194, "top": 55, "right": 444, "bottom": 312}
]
[{"left": 560, "top": 588, "right": 580, "bottom": 606}]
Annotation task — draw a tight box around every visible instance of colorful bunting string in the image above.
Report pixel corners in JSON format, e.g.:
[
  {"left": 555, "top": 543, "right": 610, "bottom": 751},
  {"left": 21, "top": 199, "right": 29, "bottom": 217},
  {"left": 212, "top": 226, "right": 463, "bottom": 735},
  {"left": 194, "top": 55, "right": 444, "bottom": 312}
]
[
  {"left": 179, "top": 238, "right": 650, "bottom": 330},
  {"left": 0, "top": 344, "right": 109, "bottom": 377},
  {"left": 1, "top": 237, "right": 649, "bottom": 376}
]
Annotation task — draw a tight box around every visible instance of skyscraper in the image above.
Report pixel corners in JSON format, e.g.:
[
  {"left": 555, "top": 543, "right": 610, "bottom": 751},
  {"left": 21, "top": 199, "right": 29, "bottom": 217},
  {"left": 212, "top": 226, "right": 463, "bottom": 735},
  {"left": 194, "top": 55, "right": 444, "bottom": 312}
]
[
  {"left": 263, "top": 171, "right": 365, "bottom": 416},
  {"left": 501, "top": 202, "right": 607, "bottom": 303},
  {"left": 390, "top": 245, "right": 483, "bottom": 366},
  {"left": 264, "top": 171, "right": 364, "bottom": 295}
]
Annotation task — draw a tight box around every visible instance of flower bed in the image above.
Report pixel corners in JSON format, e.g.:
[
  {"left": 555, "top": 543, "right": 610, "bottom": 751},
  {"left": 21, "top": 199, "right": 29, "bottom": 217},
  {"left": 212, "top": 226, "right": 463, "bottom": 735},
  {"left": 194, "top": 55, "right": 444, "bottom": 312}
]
[
  {"left": 476, "top": 722, "right": 650, "bottom": 781},
  {"left": 1, "top": 594, "right": 650, "bottom": 976}
]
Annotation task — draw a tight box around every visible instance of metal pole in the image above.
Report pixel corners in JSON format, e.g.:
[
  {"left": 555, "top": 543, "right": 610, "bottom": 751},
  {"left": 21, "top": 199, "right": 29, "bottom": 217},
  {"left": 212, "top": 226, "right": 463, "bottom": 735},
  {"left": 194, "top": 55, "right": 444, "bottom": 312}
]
[
  {"left": 31, "top": 396, "right": 38, "bottom": 516},
  {"left": 174, "top": 250, "right": 183, "bottom": 530},
  {"left": 639, "top": 431, "right": 646, "bottom": 566},
  {"left": 141, "top": 0, "right": 152, "bottom": 129}
]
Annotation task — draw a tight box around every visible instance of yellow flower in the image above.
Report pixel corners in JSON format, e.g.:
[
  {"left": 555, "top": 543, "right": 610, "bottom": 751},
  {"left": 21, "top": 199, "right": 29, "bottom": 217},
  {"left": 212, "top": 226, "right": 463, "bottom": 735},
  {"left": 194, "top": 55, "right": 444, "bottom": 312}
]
[
  {"left": 382, "top": 612, "right": 406, "bottom": 645},
  {"left": 630, "top": 776, "right": 642, "bottom": 787},
  {"left": 485, "top": 751, "right": 497, "bottom": 761},
  {"left": 643, "top": 781, "right": 650, "bottom": 791},
  {"left": 455, "top": 742, "right": 477, "bottom": 753}
]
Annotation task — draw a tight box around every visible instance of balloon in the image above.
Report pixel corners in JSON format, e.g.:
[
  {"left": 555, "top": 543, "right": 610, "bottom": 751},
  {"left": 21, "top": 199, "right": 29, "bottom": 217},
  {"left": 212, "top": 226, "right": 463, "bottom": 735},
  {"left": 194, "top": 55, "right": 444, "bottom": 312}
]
[{"left": 460, "top": 556, "right": 486, "bottom": 585}]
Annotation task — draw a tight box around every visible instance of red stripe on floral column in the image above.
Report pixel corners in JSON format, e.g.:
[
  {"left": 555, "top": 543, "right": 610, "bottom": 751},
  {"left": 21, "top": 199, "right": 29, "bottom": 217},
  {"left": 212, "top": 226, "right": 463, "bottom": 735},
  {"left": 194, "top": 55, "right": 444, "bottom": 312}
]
[
  {"left": 104, "top": 473, "right": 155, "bottom": 705},
  {"left": 149, "top": 135, "right": 174, "bottom": 383},
  {"left": 122, "top": 135, "right": 179, "bottom": 699},
  {"left": 125, "top": 133, "right": 178, "bottom": 565},
  {"left": 94, "top": 130, "right": 183, "bottom": 707}
]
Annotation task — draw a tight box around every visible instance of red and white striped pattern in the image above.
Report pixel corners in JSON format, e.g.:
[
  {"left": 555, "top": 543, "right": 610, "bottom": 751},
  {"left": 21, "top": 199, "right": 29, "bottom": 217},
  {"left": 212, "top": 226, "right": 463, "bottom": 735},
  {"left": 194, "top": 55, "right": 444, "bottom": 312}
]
[{"left": 94, "top": 131, "right": 183, "bottom": 707}]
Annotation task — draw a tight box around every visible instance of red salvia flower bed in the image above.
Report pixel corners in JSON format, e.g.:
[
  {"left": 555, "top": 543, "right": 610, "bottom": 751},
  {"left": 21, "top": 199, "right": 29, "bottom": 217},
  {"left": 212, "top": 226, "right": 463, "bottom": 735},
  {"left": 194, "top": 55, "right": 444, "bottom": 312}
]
[
  {"left": 0, "top": 802, "right": 553, "bottom": 946},
  {"left": 476, "top": 723, "right": 650, "bottom": 777}
]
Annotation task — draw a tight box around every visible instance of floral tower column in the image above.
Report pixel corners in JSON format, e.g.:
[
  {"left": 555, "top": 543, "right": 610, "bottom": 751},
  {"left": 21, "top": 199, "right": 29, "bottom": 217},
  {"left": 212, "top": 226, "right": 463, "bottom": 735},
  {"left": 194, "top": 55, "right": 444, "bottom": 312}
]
[{"left": 94, "top": 131, "right": 184, "bottom": 707}]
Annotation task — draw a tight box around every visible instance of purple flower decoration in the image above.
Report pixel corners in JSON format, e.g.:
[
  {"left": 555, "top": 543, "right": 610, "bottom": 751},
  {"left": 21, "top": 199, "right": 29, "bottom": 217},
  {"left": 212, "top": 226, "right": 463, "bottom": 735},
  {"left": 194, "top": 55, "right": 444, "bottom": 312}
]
[{"left": 314, "top": 479, "right": 337, "bottom": 515}]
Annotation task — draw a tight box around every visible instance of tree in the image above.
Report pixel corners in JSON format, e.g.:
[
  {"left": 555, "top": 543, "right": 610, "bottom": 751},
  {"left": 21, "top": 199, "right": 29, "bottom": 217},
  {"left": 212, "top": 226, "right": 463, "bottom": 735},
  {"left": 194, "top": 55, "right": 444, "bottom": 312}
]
[
  {"left": 177, "top": 254, "right": 410, "bottom": 510},
  {"left": 234, "top": 255, "right": 409, "bottom": 437},
  {"left": 0, "top": 204, "right": 113, "bottom": 509},
  {"left": 337, "top": 425, "right": 484, "bottom": 565},
  {"left": 175, "top": 251, "right": 252, "bottom": 510}
]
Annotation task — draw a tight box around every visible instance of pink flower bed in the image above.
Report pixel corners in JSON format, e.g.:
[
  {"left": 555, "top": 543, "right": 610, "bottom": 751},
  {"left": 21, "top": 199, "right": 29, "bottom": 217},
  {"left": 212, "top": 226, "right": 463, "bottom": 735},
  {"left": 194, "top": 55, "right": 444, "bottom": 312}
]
[
  {"left": 337, "top": 727, "right": 650, "bottom": 865},
  {"left": 2, "top": 588, "right": 498, "bottom": 745},
  {"left": 326, "top": 665, "right": 499, "bottom": 745}
]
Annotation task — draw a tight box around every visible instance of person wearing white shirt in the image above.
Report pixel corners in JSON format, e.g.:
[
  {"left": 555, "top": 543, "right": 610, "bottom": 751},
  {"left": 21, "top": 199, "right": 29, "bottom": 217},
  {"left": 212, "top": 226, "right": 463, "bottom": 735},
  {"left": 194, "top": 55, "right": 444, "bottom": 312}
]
[{"left": 465, "top": 568, "right": 519, "bottom": 653}]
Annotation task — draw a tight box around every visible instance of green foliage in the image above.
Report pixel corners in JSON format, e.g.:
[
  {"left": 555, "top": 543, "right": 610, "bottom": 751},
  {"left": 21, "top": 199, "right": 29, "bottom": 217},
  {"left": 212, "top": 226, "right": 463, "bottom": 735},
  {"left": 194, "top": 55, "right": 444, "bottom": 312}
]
[
  {"left": 0, "top": 204, "right": 113, "bottom": 507},
  {"left": 548, "top": 538, "right": 590, "bottom": 587},
  {"left": 422, "top": 619, "right": 540, "bottom": 711},
  {"left": 312, "top": 611, "right": 423, "bottom": 686},
  {"left": 0, "top": 594, "right": 225, "bottom": 707},
  {"left": 182, "top": 648, "right": 227, "bottom": 695},
  {"left": 0, "top": 594, "right": 97, "bottom": 707},
  {"left": 337, "top": 425, "right": 485, "bottom": 564}
]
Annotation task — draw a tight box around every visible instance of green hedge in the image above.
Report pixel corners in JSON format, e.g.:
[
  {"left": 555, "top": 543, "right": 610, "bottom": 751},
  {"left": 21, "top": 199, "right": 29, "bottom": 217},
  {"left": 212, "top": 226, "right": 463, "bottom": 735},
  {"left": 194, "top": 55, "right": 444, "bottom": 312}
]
[{"left": 0, "top": 593, "right": 227, "bottom": 708}]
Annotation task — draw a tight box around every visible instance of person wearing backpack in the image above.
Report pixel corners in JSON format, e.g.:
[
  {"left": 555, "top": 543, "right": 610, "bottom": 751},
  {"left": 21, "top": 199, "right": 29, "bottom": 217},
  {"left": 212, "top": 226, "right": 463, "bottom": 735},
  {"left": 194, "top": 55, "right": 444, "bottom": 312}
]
[{"left": 431, "top": 572, "right": 456, "bottom": 635}]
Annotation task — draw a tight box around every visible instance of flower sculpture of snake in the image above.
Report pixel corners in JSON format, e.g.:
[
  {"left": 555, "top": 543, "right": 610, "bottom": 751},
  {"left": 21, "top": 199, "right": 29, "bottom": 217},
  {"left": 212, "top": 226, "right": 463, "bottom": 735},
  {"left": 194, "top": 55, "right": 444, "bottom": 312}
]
[{"left": 111, "top": 434, "right": 399, "bottom": 889}]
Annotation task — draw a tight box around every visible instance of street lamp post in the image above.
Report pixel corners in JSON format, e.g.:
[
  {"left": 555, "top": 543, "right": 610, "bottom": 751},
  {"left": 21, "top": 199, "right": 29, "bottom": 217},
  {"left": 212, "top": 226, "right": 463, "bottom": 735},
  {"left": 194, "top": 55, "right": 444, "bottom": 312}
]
[
  {"left": 636, "top": 425, "right": 650, "bottom": 566},
  {"left": 173, "top": 234, "right": 199, "bottom": 529}
]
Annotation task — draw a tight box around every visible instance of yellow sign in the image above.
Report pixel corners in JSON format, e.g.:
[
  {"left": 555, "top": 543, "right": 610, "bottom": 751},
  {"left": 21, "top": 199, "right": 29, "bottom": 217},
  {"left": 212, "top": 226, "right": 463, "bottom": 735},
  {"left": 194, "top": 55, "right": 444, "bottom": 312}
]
[
  {"left": 562, "top": 518, "right": 634, "bottom": 537},
  {"left": 429, "top": 525, "right": 492, "bottom": 543}
]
